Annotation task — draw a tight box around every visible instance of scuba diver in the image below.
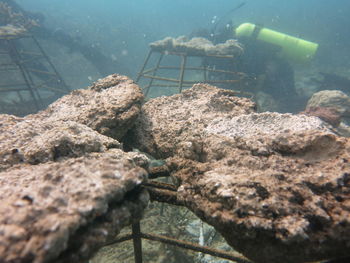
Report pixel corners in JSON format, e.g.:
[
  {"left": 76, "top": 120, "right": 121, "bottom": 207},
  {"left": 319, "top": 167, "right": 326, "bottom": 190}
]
[{"left": 191, "top": 2, "right": 318, "bottom": 113}]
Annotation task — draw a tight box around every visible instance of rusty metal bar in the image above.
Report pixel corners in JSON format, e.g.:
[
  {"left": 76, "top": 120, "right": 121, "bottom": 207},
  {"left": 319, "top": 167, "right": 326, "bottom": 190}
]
[
  {"left": 139, "top": 67, "right": 157, "bottom": 75},
  {"left": 148, "top": 165, "right": 170, "bottom": 179},
  {"left": 136, "top": 49, "right": 152, "bottom": 82},
  {"left": 156, "top": 65, "right": 245, "bottom": 76},
  {"left": 178, "top": 54, "right": 187, "bottom": 92},
  {"left": 144, "top": 185, "right": 184, "bottom": 206},
  {"left": 142, "top": 74, "right": 181, "bottom": 83},
  {"left": 132, "top": 223, "right": 143, "bottom": 263},
  {"left": 144, "top": 52, "right": 164, "bottom": 96},
  {"left": 141, "top": 232, "right": 252, "bottom": 263},
  {"left": 26, "top": 68, "right": 57, "bottom": 76},
  {"left": 143, "top": 181, "right": 177, "bottom": 191},
  {"left": 31, "top": 36, "right": 70, "bottom": 92},
  {"left": 6, "top": 39, "right": 41, "bottom": 110},
  {"left": 104, "top": 234, "right": 133, "bottom": 246}
]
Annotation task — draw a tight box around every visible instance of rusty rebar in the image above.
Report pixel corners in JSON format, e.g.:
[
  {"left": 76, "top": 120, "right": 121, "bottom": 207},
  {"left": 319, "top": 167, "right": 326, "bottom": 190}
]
[
  {"left": 132, "top": 223, "right": 143, "bottom": 263},
  {"left": 148, "top": 165, "right": 170, "bottom": 179},
  {"left": 141, "top": 232, "right": 252, "bottom": 263},
  {"left": 144, "top": 185, "right": 184, "bottom": 206},
  {"left": 178, "top": 54, "right": 187, "bottom": 92},
  {"left": 136, "top": 49, "right": 152, "bottom": 83}
]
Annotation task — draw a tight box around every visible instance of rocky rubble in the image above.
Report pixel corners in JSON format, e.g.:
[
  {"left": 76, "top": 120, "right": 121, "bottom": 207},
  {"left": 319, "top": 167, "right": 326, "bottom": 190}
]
[
  {"left": 127, "top": 83, "right": 350, "bottom": 263},
  {"left": 2, "top": 75, "right": 350, "bottom": 263},
  {"left": 0, "top": 74, "right": 149, "bottom": 263}
]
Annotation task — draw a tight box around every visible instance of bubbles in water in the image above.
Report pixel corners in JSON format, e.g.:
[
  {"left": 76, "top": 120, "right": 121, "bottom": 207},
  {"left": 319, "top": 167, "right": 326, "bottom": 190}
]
[{"left": 110, "top": 54, "right": 117, "bottom": 61}]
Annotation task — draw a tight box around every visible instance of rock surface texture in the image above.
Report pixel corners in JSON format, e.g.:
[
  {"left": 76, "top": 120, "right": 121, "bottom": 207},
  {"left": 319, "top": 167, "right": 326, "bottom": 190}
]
[
  {"left": 127, "top": 83, "right": 350, "bottom": 263},
  {"left": 0, "top": 74, "right": 149, "bottom": 263},
  {"left": 40, "top": 74, "right": 144, "bottom": 140}
]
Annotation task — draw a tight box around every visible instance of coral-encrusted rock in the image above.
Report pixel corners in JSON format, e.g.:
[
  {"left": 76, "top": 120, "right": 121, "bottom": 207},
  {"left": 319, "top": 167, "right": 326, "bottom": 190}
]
[
  {"left": 41, "top": 74, "right": 144, "bottom": 140},
  {"left": 0, "top": 149, "right": 149, "bottom": 263},
  {"left": 126, "top": 83, "right": 256, "bottom": 158},
  {"left": 0, "top": 74, "right": 149, "bottom": 263},
  {"left": 0, "top": 74, "right": 143, "bottom": 171},
  {"left": 307, "top": 90, "right": 350, "bottom": 117},
  {"left": 0, "top": 116, "right": 119, "bottom": 171},
  {"left": 172, "top": 131, "right": 350, "bottom": 263},
  {"left": 128, "top": 84, "right": 350, "bottom": 263}
]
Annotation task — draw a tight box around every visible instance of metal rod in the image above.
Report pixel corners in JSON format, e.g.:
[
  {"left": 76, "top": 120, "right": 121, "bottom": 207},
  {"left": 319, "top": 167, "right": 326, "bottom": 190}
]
[
  {"left": 139, "top": 67, "right": 157, "bottom": 75},
  {"left": 31, "top": 36, "right": 70, "bottom": 92},
  {"left": 156, "top": 65, "right": 244, "bottom": 75},
  {"left": 142, "top": 74, "right": 181, "bottom": 83},
  {"left": 26, "top": 68, "right": 57, "bottom": 76},
  {"left": 143, "top": 181, "right": 177, "bottom": 191},
  {"left": 6, "top": 39, "right": 41, "bottom": 110},
  {"left": 104, "top": 234, "right": 133, "bottom": 246},
  {"left": 132, "top": 223, "right": 143, "bottom": 263},
  {"left": 148, "top": 165, "right": 170, "bottom": 179},
  {"left": 178, "top": 55, "right": 187, "bottom": 92},
  {"left": 144, "top": 52, "right": 164, "bottom": 97},
  {"left": 136, "top": 50, "right": 152, "bottom": 83},
  {"left": 141, "top": 232, "right": 252, "bottom": 263},
  {"left": 144, "top": 185, "right": 184, "bottom": 206}
]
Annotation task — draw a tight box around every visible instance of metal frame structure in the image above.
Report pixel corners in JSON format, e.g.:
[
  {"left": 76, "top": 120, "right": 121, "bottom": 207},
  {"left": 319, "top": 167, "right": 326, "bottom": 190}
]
[
  {"left": 105, "top": 166, "right": 253, "bottom": 263},
  {"left": 0, "top": 31, "right": 69, "bottom": 113},
  {"left": 136, "top": 49, "right": 247, "bottom": 97}
]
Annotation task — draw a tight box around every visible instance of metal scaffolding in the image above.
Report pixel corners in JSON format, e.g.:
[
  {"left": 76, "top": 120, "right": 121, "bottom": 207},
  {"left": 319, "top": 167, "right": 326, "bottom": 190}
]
[
  {"left": 105, "top": 166, "right": 254, "bottom": 263},
  {"left": 136, "top": 48, "right": 248, "bottom": 97},
  {"left": 0, "top": 28, "right": 69, "bottom": 114}
]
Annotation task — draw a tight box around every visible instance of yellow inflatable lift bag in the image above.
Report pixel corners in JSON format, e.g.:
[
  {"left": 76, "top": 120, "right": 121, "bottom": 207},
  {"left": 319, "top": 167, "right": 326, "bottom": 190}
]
[{"left": 235, "top": 22, "right": 318, "bottom": 63}]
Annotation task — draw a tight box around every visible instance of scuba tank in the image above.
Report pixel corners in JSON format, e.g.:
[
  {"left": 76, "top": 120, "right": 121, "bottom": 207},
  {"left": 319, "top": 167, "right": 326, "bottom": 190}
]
[{"left": 235, "top": 23, "right": 319, "bottom": 63}]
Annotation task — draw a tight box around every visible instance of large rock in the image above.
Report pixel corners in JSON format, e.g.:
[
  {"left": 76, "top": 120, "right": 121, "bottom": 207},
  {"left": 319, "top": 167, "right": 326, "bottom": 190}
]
[
  {"left": 307, "top": 89, "right": 350, "bottom": 117},
  {"left": 0, "top": 74, "right": 149, "bottom": 263},
  {"left": 0, "top": 150, "right": 149, "bottom": 263},
  {"left": 127, "top": 84, "right": 350, "bottom": 263},
  {"left": 40, "top": 74, "right": 144, "bottom": 140},
  {"left": 0, "top": 74, "right": 143, "bottom": 172},
  {"left": 0, "top": 116, "right": 119, "bottom": 172},
  {"left": 126, "top": 83, "right": 256, "bottom": 158}
]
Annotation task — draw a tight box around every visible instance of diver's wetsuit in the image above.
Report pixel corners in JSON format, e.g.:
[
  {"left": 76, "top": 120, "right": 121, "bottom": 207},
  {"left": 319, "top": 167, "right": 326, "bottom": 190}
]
[{"left": 237, "top": 38, "right": 300, "bottom": 112}]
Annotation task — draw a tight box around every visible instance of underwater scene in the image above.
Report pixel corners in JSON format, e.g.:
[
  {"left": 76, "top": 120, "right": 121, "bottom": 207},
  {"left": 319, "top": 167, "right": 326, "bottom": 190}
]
[
  {"left": 1, "top": 0, "right": 350, "bottom": 263},
  {"left": 1, "top": 0, "right": 350, "bottom": 115}
]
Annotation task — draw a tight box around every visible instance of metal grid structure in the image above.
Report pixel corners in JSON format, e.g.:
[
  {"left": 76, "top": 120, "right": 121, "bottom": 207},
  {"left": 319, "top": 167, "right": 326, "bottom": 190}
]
[
  {"left": 105, "top": 166, "right": 253, "bottom": 263},
  {"left": 0, "top": 29, "right": 69, "bottom": 114},
  {"left": 136, "top": 49, "right": 247, "bottom": 97}
]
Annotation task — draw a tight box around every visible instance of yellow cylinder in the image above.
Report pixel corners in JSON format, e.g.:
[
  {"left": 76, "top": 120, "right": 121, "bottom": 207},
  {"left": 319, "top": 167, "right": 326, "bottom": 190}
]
[{"left": 235, "top": 23, "right": 318, "bottom": 63}]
